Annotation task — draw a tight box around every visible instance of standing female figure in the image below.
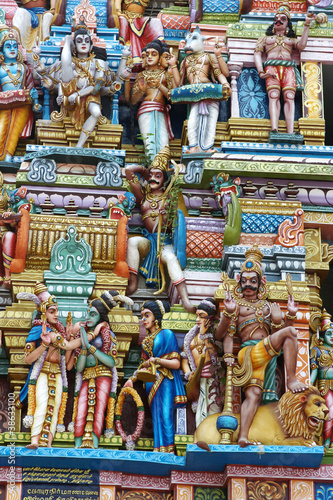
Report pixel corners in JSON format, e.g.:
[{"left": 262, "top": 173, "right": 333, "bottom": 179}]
[{"left": 125, "top": 300, "right": 187, "bottom": 452}]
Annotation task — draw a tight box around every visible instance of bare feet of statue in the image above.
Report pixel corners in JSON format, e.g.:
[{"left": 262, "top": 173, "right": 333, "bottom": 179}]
[
  {"left": 287, "top": 379, "right": 307, "bottom": 393},
  {"left": 26, "top": 443, "right": 38, "bottom": 449},
  {"left": 204, "top": 148, "right": 217, "bottom": 153},
  {"left": 126, "top": 272, "right": 138, "bottom": 295},
  {"left": 238, "top": 438, "right": 261, "bottom": 448},
  {"left": 186, "top": 146, "right": 198, "bottom": 154}
]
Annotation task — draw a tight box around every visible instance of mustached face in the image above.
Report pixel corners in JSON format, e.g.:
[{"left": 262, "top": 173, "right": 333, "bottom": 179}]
[{"left": 148, "top": 168, "right": 164, "bottom": 190}]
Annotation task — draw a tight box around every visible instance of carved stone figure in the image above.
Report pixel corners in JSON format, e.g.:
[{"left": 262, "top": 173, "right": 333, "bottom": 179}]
[
  {"left": 215, "top": 245, "right": 307, "bottom": 447},
  {"left": 12, "top": 0, "right": 62, "bottom": 55},
  {"left": 34, "top": 18, "right": 131, "bottom": 148},
  {"left": 124, "top": 300, "right": 187, "bottom": 452},
  {"left": 254, "top": 2, "right": 315, "bottom": 134},
  {"left": 124, "top": 146, "right": 195, "bottom": 313},
  {"left": 210, "top": 173, "right": 241, "bottom": 247},
  {"left": 67, "top": 291, "right": 133, "bottom": 448},
  {"left": 131, "top": 39, "right": 174, "bottom": 160},
  {"left": 0, "top": 180, "right": 35, "bottom": 288},
  {"left": 310, "top": 309, "right": 333, "bottom": 449},
  {"left": 112, "top": 0, "right": 164, "bottom": 64},
  {"left": 174, "top": 27, "right": 231, "bottom": 153},
  {"left": 181, "top": 298, "right": 222, "bottom": 428},
  {"left": 0, "top": 31, "right": 40, "bottom": 162},
  {"left": 16, "top": 283, "right": 70, "bottom": 448},
  {"left": 194, "top": 386, "right": 328, "bottom": 447}
]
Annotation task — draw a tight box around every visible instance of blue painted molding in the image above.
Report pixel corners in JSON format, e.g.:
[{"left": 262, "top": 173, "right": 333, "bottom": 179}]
[{"left": 0, "top": 444, "right": 324, "bottom": 476}]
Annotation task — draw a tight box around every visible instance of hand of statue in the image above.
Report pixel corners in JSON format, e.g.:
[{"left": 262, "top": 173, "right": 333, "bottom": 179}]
[
  {"left": 271, "top": 302, "right": 282, "bottom": 324},
  {"left": 2, "top": 211, "right": 14, "bottom": 220},
  {"left": 80, "top": 325, "right": 90, "bottom": 349},
  {"left": 120, "top": 66, "right": 132, "bottom": 80},
  {"left": 222, "top": 82, "right": 232, "bottom": 98},
  {"left": 224, "top": 355, "right": 235, "bottom": 367},
  {"left": 124, "top": 379, "right": 133, "bottom": 388},
  {"left": 32, "top": 37, "right": 41, "bottom": 57},
  {"left": 68, "top": 93, "right": 78, "bottom": 105},
  {"left": 41, "top": 332, "right": 51, "bottom": 346},
  {"left": 137, "top": 77, "right": 147, "bottom": 93},
  {"left": 223, "top": 290, "right": 236, "bottom": 314},
  {"left": 56, "top": 95, "right": 64, "bottom": 106},
  {"left": 287, "top": 294, "right": 299, "bottom": 316},
  {"left": 213, "top": 40, "right": 224, "bottom": 58},
  {"left": 168, "top": 54, "right": 177, "bottom": 67},
  {"left": 259, "top": 70, "right": 276, "bottom": 80},
  {"left": 305, "top": 11, "right": 315, "bottom": 25},
  {"left": 121, "top": 45, "right": 132, "bottom": 58}
]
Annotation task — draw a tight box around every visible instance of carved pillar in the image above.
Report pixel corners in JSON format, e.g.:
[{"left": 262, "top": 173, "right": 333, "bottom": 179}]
[
  {"left": 301, "top": 62, "right": 324, "bottom": 119},
  {"left": 100, "top": 486, "right": 116, "bottom": 500},
  {"left": 289, "top": 480, "right": 314, "bottom": 500},
  {"left": 229, "top": 478, "right": 246, "bottom": 500},
  {"left": 228, "top": 63, "right": 243, "bottom": 118},
  {"left": 174, "top": 484, "right": 194, "bottom": 500}
]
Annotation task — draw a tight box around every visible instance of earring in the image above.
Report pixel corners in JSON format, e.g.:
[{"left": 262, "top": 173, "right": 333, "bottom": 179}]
[{"left": 155, "top": 319, "right": 159, "bottom": 327}]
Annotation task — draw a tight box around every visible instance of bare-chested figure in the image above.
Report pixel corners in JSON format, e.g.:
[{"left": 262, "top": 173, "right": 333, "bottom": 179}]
[
  {"left": 124, "top": 146, "right": 195, "bottom": 313},
  {"left": 215, "top": 245, "right": 307, "bottom": 447},
  {"left": 179, "top": 27, "right": 231, "bottom": 154},
  {"left": 254, "top": 2, "right": 314, "bottom": 134},
  {"left": 132, "top": 39, "right": 174, "bottom": 159}
]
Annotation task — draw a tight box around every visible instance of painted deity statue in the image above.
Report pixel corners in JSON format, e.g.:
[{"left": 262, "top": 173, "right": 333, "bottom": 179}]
[
  {"left": 177, "top": 27, "right": 231, "bottom": 153},
  {"left": 0, "top": 31, "right": 40, "bottom": 162},
  {"left": 124, "top": 300, "right": 187, "bottom": 452},
  {"left": 16, "top": 283, "right": 71, "bottom": 448},
  {"left": 131, "top": 39, "right": 175, "bottom": 160},
  {"left": 215, "top": 245, "right": 307, "bottom": 447},
  {"left": 112, "top": 0, "right": 164, "bottom": 64},
  {"left": 124, "top": 146, "right": 195, "bottom": 313},
  {"left": 0, "top": 182, "right": 36, "bottom": 288},
  {"left": 66, "top": 290, "right": 132, "bottom": 448},
  {"left": 13, "top": 0, "right": 60, "bottom": 56},
  {"left": 181, "top": 298, "right": 222, "bottom": 428},
  {"left": 310, "top": 310, "right": 333, "bottom": 449},
  {"left": 34, "top": 18, "right": 131, "bottom": 148},
  {"left": 254, "top": 1, "right": 315, "bottom": 135}
]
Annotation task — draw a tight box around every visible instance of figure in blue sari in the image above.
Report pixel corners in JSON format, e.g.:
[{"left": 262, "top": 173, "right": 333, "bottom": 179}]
[{"left": 125, "top": 300, "right": 187, "bottom": 452}]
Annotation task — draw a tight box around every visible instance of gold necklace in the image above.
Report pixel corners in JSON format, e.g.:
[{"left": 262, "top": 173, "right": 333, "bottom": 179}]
[
  {"left": 235, "top": 297, "right": 268, "bottom": 325},
  {"left": 144, "top": 189, "right": 166, "bottom": 209},
  {"left": 142, "top": 327, "right": 161, "bottom": 358},
  {"left": 2, "top": 63, "right": 22, "bottom": 87}
]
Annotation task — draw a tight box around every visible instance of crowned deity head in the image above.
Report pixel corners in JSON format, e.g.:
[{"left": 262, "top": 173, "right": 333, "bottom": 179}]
[
  {"left": 234, "top": 245, "right": 268, "bottom": 301},
  {"left": 148, "top": 146, "right": 171, "bottom": 191},
  {"left": 266, "top": 1, "right": 296, "bottom": 38},
  {"left": 320, "top": 309, "right": 333, "bottom": 348}
]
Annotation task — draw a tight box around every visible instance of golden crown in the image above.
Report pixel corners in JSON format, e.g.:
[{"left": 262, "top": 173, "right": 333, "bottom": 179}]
[
  {"left": 321, "top": 309, "right": 333, "bottom": 332},
  {"left": 275, "top": 1, "right": 291, "bottom": 19},
  {"left": 149, "top": 145, "right": 170, "bottom": 173},
  {"left": 0, "top": 31, "right": 17, "bottom": 49},
  {"left": 241, "top": 245, "right": 264, "bottom": 278}
]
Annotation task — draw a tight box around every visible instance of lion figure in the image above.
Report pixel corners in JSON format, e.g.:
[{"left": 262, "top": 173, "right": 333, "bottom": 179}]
[{"left": 194, "top": 386, "right": 328, "bottom": 447}]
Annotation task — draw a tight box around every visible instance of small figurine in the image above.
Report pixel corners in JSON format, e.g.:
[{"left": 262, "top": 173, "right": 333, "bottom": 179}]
[
  {"left": 124, "top": 300, "right": 187, "bottom": 452},
  {"left": 0, "top": 31, "right": 40, "bottom": 162},
  {"left": 16, "top": 283, "right": 70, "bottom": 448},
  {"left": 34, "top": 17, "right": 131, "bottom": 148},
  {"left": 13, "top": 0, "right": 59, "bottom": 55},
  {"left": 108, "top": 192, "right": 136, "bottom": 219},
  {"left": 310, "top": 309, "right": 333, "bottom": 449},
  {"left": 124, "top": 146, "right": 195, "bottom": 313},
  {"left": 0, "top": 180, "right": 35, "bottom": 288},
  {"left": 172, "top": 27, "right": 231, "bottom": 154},
  {"left": 67, "top": 290, "right": 133, "bottom": 448},
  {"left": 131, "top": 39, "right": 174, "bottom": 160},
  {"left": 254, "top": 2, "right": 315, "bottom": 135},
  {"left": 215, "top": 245, "right": 307, "bottom": 447},
  {"left": 113, "top": 0, "right": 164, "bottom": 63},
  {"left": 181, "top": 298, "right": 222, "bottom": 428}
]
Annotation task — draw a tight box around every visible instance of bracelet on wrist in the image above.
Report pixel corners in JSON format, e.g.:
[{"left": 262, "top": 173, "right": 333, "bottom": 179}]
[
  {"left": 217, "top": 55, "right": 223, "bottom": 59},
  {"left": 223, "top": 353, "right": 234, "bottom": 360},
  {"left": 286, "top": 313, "right": 297, "bottom": 320},
  {"left": 42, "top": 342, "right": 49, "bottom": 349},
  {"left": 170, "top": 64, "right": 178, "bottom": 69},
  {"left": 223, "top": 309, "right": 235, "bottom": 319},
  {"left": 271, "top": 321, "right": 284, "bottom": 329}
]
